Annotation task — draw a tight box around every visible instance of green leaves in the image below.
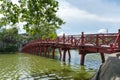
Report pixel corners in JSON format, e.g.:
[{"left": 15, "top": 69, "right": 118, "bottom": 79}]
[
  {"left": 0, "top": 0, "right": 64, "bottom": 40},
  {"left": 0, "top": 27, "right": 19, "bottom": 43},
  {"left": 0, "top": 27, "right": 21, "bottom": 52},
  {"left": 0, "top": 1, "right": 21, "bottom": 25}
]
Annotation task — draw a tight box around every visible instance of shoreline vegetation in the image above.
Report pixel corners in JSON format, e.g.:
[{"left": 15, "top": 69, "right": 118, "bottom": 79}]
[{"left": 0, "top": 52, "right": 16, "bottom": 54}]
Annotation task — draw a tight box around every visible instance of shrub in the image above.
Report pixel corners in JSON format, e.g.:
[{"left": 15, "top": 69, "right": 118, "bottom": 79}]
[{"left": 5, "top": 44, "right": 18, "bottom": 52}]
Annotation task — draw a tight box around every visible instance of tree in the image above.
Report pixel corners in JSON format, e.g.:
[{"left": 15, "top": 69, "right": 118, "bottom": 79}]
[
  {"left": 0, "top": 27, "right": 20, "bottom": 52},
  {"left": 0, "top": 0, "right": 64, "bottom": 39}
]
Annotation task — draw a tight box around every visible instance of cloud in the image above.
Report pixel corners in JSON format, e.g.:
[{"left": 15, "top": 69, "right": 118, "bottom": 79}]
[
  {"left": 98, "top": 29, "right": 107, "bottom": 33},
  {"left": 57, "top": 0, "right": 120, "bottom": 23},
  {"left": 65, "top": 0, "right": 120, "bottom": 17},
  {"left": 57, "top": 31, "right": 64, "bottom": 36}
]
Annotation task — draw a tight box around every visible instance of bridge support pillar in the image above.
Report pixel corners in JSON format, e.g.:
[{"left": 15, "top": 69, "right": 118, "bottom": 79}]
[
  {"left": 47, "top": 47, "right": 50, "bottom": 57},
  {"left": 36, "top": 48, "right": 39, "bottom": 55},
  {"left": 39, "top": 47, "right": 42, "bottom": 56},
  {"left": 32, "top": 49, "right": 34, "bottom": 54},
  {"left": 80, "top": 53, "right": 86, "bottom": 65},
  {"left": 33, "top": 47, "right": 36, "bottom": 55},
  {"left": 68, "top": 49, "right": 71, "bottom": 62},
  {"left": 44, "top": 46, "right": 47, "bottom": 57},
  {"left": 100, "top": 53, "right": 105, "bottom": 63},
  {"left": 59, "top": 48, "right": 62, "bottom": 60},
  {"left": 63, "top": 49, "right": 67, "bottom": 61},
  {"left": 36, "top": 48, "right": 38, "bottom": 55},
  {"left": 52, "top": 48, "right": 55, "bottom": 59}
]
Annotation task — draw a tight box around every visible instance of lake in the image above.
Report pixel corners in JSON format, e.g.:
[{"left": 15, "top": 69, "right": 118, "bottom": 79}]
[{"left": 0, "top": 50, "right": 106, "bottom": 80}]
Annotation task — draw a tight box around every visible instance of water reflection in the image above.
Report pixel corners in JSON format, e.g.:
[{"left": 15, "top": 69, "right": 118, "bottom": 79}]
[
  {"left": 0, "top": 52, "right": 97, "bottom": 80},
  {"left": 59, "top": 50, "right": 106, "bottom": 69}
]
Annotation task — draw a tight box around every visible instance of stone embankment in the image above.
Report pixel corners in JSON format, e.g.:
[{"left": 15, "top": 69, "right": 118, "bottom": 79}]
[{"left": 91, "top": 52, "right": 120, "bottom": 80}]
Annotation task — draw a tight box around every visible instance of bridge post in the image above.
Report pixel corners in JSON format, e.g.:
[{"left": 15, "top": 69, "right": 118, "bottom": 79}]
[
  {"left": 96, "top": 34, "right": 99, "bottom": 52},
  {"left": 52, "top": 47, "right": 55, "bottom": 59},
  {"left": 44, "top": 46, "right": 47, "bottom": 57},
  {"left": 31, "top": 46, "right": 32, "bottom": 54},
  {"left": 102, "top": 34, "right": 105, "bottom": 44},
  {"left": 118, "top": 29, "right": 120, "bottom": 35},
  {"left": 81, "top": 32, "right": 84, "bottom": 45},
  {"left": 35, "top": 46, "right": 38, "bottom": 55},
  {"left": 71, "top": 36, "right": 73, "bottom": 44},
  {"left": 37, "top": 45, "right": 39, "bottom": 55},
  {"left": 63, "top": 49, "right": 67, "bottom": 61},
  {"left": 80, "top": 53, "right": 86, "bottom": 65},
  {"left": 63, "top": 33, "right": 65, "bottom": 43},
  {"left": 47, "top": 47, "right": 50, "bottom": 57},
  {"left": 110, "top": 44, "right": 114, "bottom": 52},
  {"left": 34, "top": 45, "right": 36, "bottom": 55},
  {"left": 68, "top": 49, "right": 71, "bottom": 62},
  {"left": 59, "top": 48, "right": 62, "bottom": 60},
  {"left": 39, "top": 46, "right": 42, "bottom": 56},
  {"left": 32, "top": 45, "right": 34, "bottom": 54},
  {"left": 56, "top": 37, "right": 59, "bottom": 43},
  {"left": 100, "top": 53, "right": 105, "bottom": 63},
  {"left": 36, "top": 47, "right": 38, "bottom": 55},
  {"left": 33, "top": 46, "right": 35, "bottom": 54},
  {"left": 118, "top": 29, "right": 120, "bottom": 49},
  {"left": 96, "top": 34, "right": 99, "bottom": 46},
  {"left": 36, "top": 44, "right": 39, "bottom": 55}
]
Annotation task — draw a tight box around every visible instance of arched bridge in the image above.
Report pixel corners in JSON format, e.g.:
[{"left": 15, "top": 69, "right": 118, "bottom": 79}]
[{"left": 22, "top": 29, "right": 120, "bottom": 65}]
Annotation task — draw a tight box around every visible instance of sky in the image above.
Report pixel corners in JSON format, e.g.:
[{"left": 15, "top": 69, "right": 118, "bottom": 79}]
[
  {"left": 8, "top": 0, "right": 120, "bottom": 34},
  {"left": 56, "top": 0, "right": 120, "bottom": 35}
]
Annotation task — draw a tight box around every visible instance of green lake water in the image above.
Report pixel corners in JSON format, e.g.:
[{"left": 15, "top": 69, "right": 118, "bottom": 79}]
[{"left": 0, "top": 51, "right": 105, "bottom": 80}]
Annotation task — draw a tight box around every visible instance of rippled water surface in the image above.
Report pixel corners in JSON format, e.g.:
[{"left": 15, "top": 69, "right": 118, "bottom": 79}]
[{"left": 0, "top": 51, "right": 103, "bottom": 80}]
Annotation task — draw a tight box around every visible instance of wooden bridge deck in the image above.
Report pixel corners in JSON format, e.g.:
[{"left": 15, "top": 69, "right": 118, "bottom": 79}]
[{"left": 22, "top": 29, "right": 120, "bottom": 65}]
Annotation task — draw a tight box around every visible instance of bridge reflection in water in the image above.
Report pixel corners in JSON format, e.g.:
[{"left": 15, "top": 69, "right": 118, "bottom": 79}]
[{"left": 22, "top": 29, "right": 120, "bottom": 65}]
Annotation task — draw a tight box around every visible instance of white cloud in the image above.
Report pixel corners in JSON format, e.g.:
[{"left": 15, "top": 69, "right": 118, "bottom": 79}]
[
  {"left": 57, "top": 0, "right": 120, "bottom": 23},
  {"left": 57, "top": 31, "right": 64, "bottom": 36},
  {"left": 98, "top": 29, "right": 107, "bottom": 33}
]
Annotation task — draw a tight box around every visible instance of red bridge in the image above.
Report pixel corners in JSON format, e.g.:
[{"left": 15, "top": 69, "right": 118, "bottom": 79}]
[{"left": 22, "top": 29, "right": 120, "bottom": 65}]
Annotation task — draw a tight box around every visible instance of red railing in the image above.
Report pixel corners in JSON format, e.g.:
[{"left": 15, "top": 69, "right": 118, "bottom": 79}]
[{"left": 22, "top": 29, "right": 120, "bottom": 65}]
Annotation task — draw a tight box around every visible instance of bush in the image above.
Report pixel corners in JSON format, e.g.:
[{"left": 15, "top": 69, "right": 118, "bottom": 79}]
[
  {"left": 5, "top": 44, "right": 18, "bottom": 52},
  {"left": 0, "top": 44, "right": 18, "bottom": 52},
  {"left": 0, "top": 47, "right": 5, "bottom": 52}
]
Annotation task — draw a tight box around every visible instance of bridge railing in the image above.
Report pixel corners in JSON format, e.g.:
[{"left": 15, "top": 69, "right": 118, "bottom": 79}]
[
  {"left": 56, "top": 32, "right": 119, "bottom": 48},
  {"left": 22, "top": 29, "right": 120, "bottom": 53},
  {"left": 57, "top": 34, "right": 82, "bottom": 46},
  {"left": 84, "top": 33, "right": 117, "bottom": 46},
  {"left": 113, "top": 29, "right": 120, "bottom": 49}
]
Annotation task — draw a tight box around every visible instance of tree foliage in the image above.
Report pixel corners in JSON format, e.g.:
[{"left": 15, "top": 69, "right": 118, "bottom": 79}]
[
  {"left": 0, "top": 27, "right": 20, "bottom": 52},
  {"left": 0, "top": 0, "right": 64, "bottom": 39}
]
